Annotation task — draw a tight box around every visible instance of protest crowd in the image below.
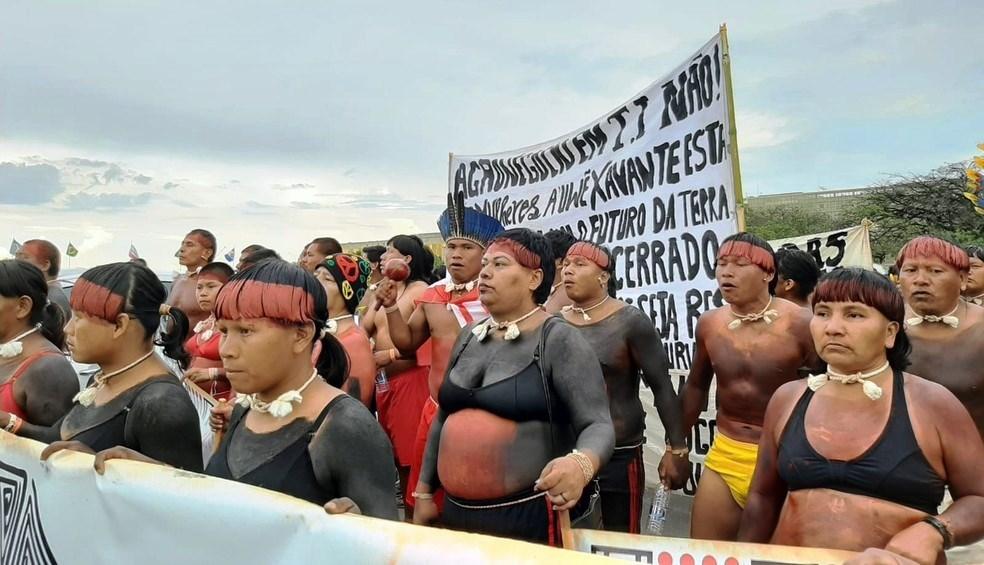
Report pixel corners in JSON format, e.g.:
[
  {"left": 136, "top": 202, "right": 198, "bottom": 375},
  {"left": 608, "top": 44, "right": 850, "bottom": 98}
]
[{"left": 2, "top": 195, "right": 983, "bottom": 565}]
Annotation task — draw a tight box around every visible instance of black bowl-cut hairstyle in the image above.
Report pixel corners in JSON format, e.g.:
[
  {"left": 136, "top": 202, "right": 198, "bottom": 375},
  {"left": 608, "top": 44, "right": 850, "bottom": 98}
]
[
  {"left": 812, "top": 267, "right": 910, "bottom": 371},
  {"left": 387, "top": 235, "right": 436, "bottom": 284},
  {"left": 775, "top": 247, "right": 821, "bottom": 301},
  {"left": 544, "top": 229, "right": 576, "bottom": 264}
]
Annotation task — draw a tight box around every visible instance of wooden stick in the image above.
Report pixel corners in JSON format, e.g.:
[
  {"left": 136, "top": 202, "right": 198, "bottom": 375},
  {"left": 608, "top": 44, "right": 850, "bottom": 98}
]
[{"left": 558, "top": 509, "right": 575, "bottom": 550}]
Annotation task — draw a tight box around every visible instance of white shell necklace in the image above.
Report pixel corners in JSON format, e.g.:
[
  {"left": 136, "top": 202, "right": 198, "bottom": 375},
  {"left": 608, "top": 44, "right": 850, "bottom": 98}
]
[
  {"left": 326, "top": 315, "right": 354, "bottom": 335},
  {"left": 906, "top": 303, "right": 959, "bottom": 329},
  {"left": 473, "top": 307, "right": 541, "bottom": 342},
  {"left": 562, "top": 296, "right": 610, "bottom": 322},
  {"left": 74, "top": 350, "right": 156, "bottom": 407},
  {"left": 807, "top": 361, "right": 891, "bottom": 401},
  {"left": 727, "top": 297, "right": 779, "bottom": 330},
  {"left": 237, "top": 369, "right": 319, "bottom": 419},
  {"left": 0, "top": 325, "right": 41, "bottom": 358}
]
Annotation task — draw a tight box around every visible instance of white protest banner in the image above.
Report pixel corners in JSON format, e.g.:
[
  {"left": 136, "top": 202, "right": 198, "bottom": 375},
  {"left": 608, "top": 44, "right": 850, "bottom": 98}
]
[
  {"left": 570, "top": 528, "right": 854, "bottom": 565},
  {"left": 0, "top": 433, "right": 609, "bottom": 565},
  {"left": 451, "top": 28, "right": 742, "bottom": 374},
  {"left": 770, "top": 221, "right": 874, "bottom": 271}
]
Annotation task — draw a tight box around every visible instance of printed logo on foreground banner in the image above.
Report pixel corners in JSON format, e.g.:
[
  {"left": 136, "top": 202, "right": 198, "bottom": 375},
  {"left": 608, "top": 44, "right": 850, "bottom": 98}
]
[{"left": 453, "top": 31, "right": 741, "bottom": 374}]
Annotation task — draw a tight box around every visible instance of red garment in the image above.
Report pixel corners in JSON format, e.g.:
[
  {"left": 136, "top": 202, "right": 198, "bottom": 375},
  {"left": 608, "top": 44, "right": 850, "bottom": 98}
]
[
  {"left": 0, "top": 351, "right": 59, "bottom": 419},
  {"left": 336, "top": 326, "right": 376, "bottom": 408},
  {"left": 405, "top": 397, "right": 445, "bottom": 510},
  {"left": 375, "top": 363, "right": 429, "bottom": 467},
  {"left": 184, "top": 330, "right": 233, "bottom": 401},
  {"left": 415, "top": 284, "right": 486, "bottom": 328}
]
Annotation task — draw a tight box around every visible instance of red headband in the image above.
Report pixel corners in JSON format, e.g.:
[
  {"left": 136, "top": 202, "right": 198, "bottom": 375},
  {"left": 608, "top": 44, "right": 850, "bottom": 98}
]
[
  {"left": 214, "top": 279, "right": 316, "bottom": 324},
  {"left": 487, "top": 239, "right": 541, "bottom": 270},
  {"left": 566, "top": 242, "right": 610, "bottom": 269},
  {"left": 69, "top": 279, "right": 124, "bottom": 322},
  {"left": 718, "top": 240, "right": 775, "bottom": 273}
]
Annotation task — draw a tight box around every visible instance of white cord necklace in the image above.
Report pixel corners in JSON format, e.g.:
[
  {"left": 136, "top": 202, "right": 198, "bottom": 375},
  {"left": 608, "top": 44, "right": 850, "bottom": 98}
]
[
  {"left": 326, "top": 315, "right": 354, "bottom": 335},
  {"left": 74, "top": 350, "right": 156, "bottom": 407},
  {"left": 445, "top": 278, "right": 478, "bottom": 293},
  {"left": 194, "top": 315, "right": 216, "bottom": 341},
  {"left": 473, "top": 307, "right": 541, "bottom": 342},
  {"left": 728, "top": 297, "right": 779, "bottom": 330},
  {"left": 807, "top": 361, "right": 891, "bottom": 401},
  {"left": 0, "top": 325, "right": 41, "bottom": 358},
  {"left": 968, "top": 294, "right": 984, "bottom": 306},
  {"left": 237, "top": 369, "right": 319, "bottom": 418},
  {"left": 562, "top": 295, "right": 610, "bottom": 322},
  {"left": 906, "top": 303, "right": 960, "bottom": 328}
]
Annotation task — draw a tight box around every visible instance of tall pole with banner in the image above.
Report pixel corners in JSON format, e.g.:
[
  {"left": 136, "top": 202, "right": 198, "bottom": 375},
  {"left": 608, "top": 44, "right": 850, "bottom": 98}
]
[{"left": 720, "top": 23, "right": 746, "bottom": 231}]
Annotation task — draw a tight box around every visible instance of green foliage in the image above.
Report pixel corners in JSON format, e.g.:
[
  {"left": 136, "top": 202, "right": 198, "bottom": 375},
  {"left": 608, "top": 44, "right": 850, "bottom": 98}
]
[
  {"left": 745, "top": 162, "right": 984, "bottom": 264},
  {"left": 844, "top": 163, "right": 984, "bottom": 262},
  {"left": 744, "top": 204, "right": 847, "bottom": 241}
]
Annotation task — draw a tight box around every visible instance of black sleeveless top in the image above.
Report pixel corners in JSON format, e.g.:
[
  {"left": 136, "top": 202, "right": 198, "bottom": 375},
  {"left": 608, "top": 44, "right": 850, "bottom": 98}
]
[
  {"left": 206, "top": 399, "right": 337, "bottom": 506},
  {"left": 777, "top": 370, "right": 945, "bottom": 515}
]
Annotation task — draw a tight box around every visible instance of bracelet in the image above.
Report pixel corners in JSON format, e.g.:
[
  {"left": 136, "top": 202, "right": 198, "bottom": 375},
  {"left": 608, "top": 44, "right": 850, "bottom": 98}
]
[
  {"left": 389, "top": 349, "right": 399, "bottom": 363},
  {"left": 385, "top": 304, "right": 401, "bottom": 314},
  {"left": 411, "top": 492, "right": 433, "bottom": 500},
  {"left": 568, "top": 450, "right": 595, "bottom": 484},
  {"left": 208, "top": 368, "right": 218, "bottom": 380},
  {"left": 922, "top": 516, "right": 954, "bottom": 550},
  {"left": 665, "top": 443, "right": 690, "bottom": 458},
  {"left": 4, "top": 414, "right": 22, "bottom": 434}
]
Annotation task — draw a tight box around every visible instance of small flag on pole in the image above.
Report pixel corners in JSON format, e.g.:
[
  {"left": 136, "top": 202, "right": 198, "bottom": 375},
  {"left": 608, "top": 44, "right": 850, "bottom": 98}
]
[
  {"left": 9, "top": 239, "right": 22, "bottom": 256},
  {"left": 129, "top": 244, "right": 140, "bottom": 261},
  {"left": 66, "top": 242, "right": 79, "bottom": 257},
  {"left": 224, "top": 248, "right": 235, "bottom": 263}
]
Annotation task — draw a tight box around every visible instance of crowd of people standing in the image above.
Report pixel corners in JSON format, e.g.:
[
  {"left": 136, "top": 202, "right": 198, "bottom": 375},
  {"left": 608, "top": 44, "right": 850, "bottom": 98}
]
[{"left": 2, "top": 193, "right": 983, "bottom": 564}]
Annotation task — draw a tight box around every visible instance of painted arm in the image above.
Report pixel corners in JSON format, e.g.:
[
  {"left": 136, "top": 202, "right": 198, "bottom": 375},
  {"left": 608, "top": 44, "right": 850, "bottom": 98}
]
[
  {"left": 127, "top": 382, "right": 204, "bottom": 472},
  {"left": 628, "top": 312, "right": 685, "bottom": 447},
  {"left": 680, "top": 314, "right": 715, "bottom": 437},
  {"left": 387, "top": 305, "right": 430, "bottom": 357},
  {"left": 311, "top": 398, "right": 399, "bottom": 520},
  {"left": 548, "top": 322, "right": 615, "bottom": 469},
  {"left": 18, "top": 355, "right": 79, "bottom": 426},
  {"left": 737, "top": 381, "right": 796, "bottom": 542}
]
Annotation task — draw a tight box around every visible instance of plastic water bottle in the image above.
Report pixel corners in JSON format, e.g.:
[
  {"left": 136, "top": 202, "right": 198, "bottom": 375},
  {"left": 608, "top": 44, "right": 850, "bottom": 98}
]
[
  {"left": 647, "top": 484, "right": 670, "bottom": 535},
  {"left": 375, "top": 369, "right": 389, "bottom": 393}
]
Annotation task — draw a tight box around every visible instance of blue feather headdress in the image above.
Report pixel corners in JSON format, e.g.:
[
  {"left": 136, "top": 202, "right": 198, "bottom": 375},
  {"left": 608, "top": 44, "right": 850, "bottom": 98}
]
[{"left": 437, "top": 190, "right": 504, "bottom": 248}]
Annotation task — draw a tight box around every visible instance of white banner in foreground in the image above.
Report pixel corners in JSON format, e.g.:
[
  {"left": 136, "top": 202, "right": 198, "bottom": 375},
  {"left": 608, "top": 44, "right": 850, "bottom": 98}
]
[
  {"left": 452, "top": 31, "right": 740, "bottom": 373},
  {"left": 0, "top": 433, "right": 854, "bottom": 564}
]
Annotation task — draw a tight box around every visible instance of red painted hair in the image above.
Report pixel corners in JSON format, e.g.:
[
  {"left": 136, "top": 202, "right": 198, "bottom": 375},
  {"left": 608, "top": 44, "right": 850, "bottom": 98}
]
[{"left": 895, "top": 236, "right": 969, "bottom": 272}]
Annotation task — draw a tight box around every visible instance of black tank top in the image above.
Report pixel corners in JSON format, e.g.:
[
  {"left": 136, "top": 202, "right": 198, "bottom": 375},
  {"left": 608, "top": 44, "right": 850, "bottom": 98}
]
[
  {"left": 777, "top": 370, "right": 945, "bottom": 515},
  {"left": 206, "top": 399, "right": 337, "bottom": 506}
]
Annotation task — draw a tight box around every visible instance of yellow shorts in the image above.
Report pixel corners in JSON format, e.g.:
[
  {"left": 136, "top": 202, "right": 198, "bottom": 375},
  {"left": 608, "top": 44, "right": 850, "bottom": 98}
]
[{"left": 703, "top": 433, "right": 759, "bottom": 508}]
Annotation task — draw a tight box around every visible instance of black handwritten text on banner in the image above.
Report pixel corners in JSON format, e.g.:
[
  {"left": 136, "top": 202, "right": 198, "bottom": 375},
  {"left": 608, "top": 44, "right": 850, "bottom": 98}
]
[{"left": 452, "top": 33, "right": 739, "bottom": 372}]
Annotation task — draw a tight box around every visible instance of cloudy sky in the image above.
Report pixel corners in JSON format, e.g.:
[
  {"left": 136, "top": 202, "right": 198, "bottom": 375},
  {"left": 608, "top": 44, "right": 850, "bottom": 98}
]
[{"left": 1, "top": 0, "right": 981, "bottom": 269}]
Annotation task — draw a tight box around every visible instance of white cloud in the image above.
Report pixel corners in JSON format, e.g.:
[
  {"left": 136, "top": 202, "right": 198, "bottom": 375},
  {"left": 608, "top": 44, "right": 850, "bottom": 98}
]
[{"left": 735, "top": 111, "right": 797, "bottom": 150}]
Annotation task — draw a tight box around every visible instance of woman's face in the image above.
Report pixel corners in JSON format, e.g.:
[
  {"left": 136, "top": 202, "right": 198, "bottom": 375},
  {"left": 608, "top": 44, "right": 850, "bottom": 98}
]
[
  {"left": 196, "top": 278, "right": 225, "bottom": 313},
  {"left": 64, "top": 311, "right": 118, "bottom": 364},
  {"left": 217, "top": 318, "right": 301, "bottom": 394},
  {"left": 301, "top": 244, "right": 327, "bottom": 274},
  {"left": 313, "top": 267, "right": 345, "bottom": 314},
  {"left": 381, "top": 244, "right": 410, "bottom": 265},
  {"left": 478, "top": 247, "right": 540, "bottom": 313},
  {"left": 810, "top": 301, "right": 898, "bottom": 372},
  {"left": 561, "top": 255, "right": 606, "bottom": 302}
]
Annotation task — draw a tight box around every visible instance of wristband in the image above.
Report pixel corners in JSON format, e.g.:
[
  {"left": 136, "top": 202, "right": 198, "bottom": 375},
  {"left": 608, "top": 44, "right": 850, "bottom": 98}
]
[
  {"left": 385, "top": 304, "right": 401, "bottom": 314},
  {"left": 665, "top": 443, "right": 690, "bottom": 458},
  {"left": 411, "top": 492, "right": 434, "bottom": 500},
  {"left": 922, "top": 516, "right": 953, "bottom": 550},
  {"left": 389, "top": 349, "right": 398, "bottom": 363}
]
